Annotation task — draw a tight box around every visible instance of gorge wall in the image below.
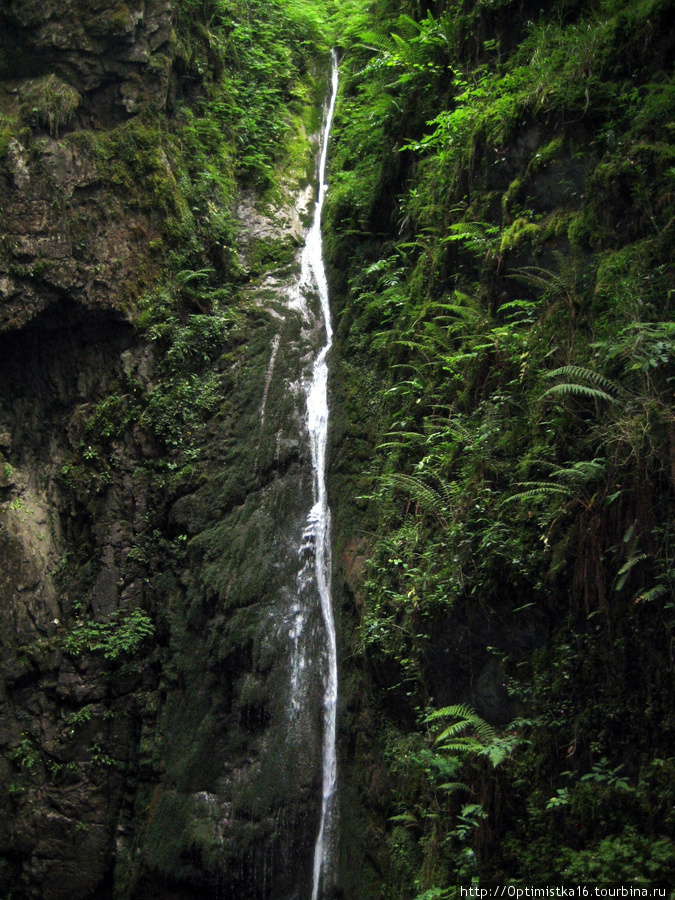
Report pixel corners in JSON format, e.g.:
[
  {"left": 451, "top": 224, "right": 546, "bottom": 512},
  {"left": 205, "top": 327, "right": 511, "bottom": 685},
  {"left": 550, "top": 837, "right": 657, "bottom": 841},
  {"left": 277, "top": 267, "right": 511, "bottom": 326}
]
[
  {"left": 324, "top": 0, "right": 675, "bottom": 895},
  {"left": 0, "top": 2, "right": 336, "bottom": 898}
]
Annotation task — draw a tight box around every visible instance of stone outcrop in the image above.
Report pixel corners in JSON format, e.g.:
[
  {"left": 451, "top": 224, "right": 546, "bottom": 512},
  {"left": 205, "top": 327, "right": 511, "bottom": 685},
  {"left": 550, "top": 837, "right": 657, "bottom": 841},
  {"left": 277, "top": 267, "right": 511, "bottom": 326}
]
[{"left": 0, "top": 0, "right": 172, "bottom": 121}]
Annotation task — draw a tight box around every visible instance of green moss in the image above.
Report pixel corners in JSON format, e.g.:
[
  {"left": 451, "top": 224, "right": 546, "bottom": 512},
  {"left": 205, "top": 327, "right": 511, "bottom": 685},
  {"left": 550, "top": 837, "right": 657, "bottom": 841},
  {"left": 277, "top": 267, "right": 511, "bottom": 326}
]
[
  {"left": 500, "top": 217, "right": 540, "bottom": 253},
  {"left": 95, "top": 120, "right": 182, "bottom": 212},
  {"left": 19, "top": 74, "right": 80, "bottom": 136},
  {"left": 502, "top": 175, "right": 525, "bottom": 218},
  {"left": 526, "top": 136, "right": 566, "bottom": 177},
  {"left": 0, "top": 114, "right": 16, "bottom": 157},
  {"left": 539, "top": 209, "right": 575, "bottom": 242},
  {"left": 245, "top": 234, "right": 299, "bottom": 275},
  {"left": 110, "top": 2, "right": 134, "bottom": 32}
]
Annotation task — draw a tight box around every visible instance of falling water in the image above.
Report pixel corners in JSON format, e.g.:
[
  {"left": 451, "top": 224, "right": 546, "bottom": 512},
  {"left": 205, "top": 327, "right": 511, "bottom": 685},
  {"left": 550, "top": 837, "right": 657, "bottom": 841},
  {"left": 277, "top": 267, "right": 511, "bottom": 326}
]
[{"left": 295, "top": 52, "right": 340, "bottom": 900}]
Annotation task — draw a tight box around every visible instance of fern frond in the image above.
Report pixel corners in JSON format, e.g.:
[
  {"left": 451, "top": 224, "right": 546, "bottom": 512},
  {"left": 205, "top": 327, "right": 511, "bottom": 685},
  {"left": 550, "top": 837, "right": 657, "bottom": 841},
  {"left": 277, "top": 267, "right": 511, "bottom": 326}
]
[
  {"left": 541, "top": 383, "right": 616, "bottom": 403},
  {"left": 615, "top": 553, "right": 648, "bottom": 592},
  {"left": 617, "top": 553, "right": 648, "bottom": 577},
  {"left": 434, "top": 721, "right": 472, "bottom": 741},
  {"left": 634, "top": 584, "right": 669, "bottom": 603},
  {"left": 383, "top": 473, "right": 450, "bottom": 525},
  {"left": 391, "top": 32, "right": 416, "bottom": 67},
  {"left": 549, "top": 458, "right": 607, "bottom": 484},
  {"left": 425, "top": 702, "right": 475, "bottom": 722},
  {"left": 356, "top": 32, "right": 398, "bottom": 59},
  {"left": 546, "top": 365, "right": 617, "bottom": 394},
  {"left": 394, "top": 13, "right": 423, "bottom": 40},
  {"left": 438, "top": 781, "right": 470, "bottom": 793},
  {"left": 389, "top": 813, "right": 418, "bottom": 825},
  {"left": 436, "top": 740, "right": 485, "bottom": 754},
  {"left": 427, "top": 703, "right": 496, "bottom": 744},
  {"left": 481, "top": 744, "right": 509, "bottom": 768},
  {"left": 507, "top": 266, "right": 565, "bottom": 295},
  {"left": 502, "top": 482, "right": 572, "bottom": 504},
  {"left": 431, "top": 290, "right": 482, "bottom": 322},
  {"left": 442, "top": 223, "right": 489, "bottom": 242},
  {"left": 499, "top": 299, "right": 538, "bottom": 312}
]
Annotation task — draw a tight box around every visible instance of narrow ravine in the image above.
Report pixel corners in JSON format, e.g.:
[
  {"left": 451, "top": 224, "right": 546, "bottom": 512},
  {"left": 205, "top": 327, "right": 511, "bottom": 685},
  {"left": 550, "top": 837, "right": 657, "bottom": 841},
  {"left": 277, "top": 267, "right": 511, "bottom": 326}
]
[{"left": 295, "top": 52, "right": 340, "bottom": 900}]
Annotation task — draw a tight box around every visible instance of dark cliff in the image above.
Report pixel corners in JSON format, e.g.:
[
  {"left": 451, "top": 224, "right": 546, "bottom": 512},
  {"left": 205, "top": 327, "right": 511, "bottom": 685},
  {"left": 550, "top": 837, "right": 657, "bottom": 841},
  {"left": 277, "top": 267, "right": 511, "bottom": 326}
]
[{"left": 0, "top": 1, "right": 331, "bottom": 898}]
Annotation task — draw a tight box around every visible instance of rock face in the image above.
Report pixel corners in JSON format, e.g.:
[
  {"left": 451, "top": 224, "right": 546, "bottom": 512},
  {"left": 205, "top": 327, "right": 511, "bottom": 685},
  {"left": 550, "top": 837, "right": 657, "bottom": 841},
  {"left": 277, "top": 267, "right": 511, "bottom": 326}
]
[
  {"left": 0, "top": 9, "right": 161, "bottom": 885},
  {"left": 0, "top": 0, "right": 172, "bottom": 120},
  {"left": 0, "top": 1, "right": 330, "bottom": 898}
]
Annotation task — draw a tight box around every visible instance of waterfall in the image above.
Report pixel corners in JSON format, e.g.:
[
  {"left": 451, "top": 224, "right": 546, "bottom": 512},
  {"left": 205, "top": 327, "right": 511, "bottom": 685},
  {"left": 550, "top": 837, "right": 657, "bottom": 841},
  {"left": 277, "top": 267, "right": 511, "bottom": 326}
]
[{"left": 297, "top": 52, "right": 340, "bottom": 900}]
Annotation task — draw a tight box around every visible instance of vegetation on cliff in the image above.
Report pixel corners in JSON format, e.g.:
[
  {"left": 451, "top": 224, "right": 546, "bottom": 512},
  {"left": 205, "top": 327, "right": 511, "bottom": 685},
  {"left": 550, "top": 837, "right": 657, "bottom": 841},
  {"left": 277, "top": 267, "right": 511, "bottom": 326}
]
[{"left": 325, "top": 0, "right": 675, "bottom": 894}]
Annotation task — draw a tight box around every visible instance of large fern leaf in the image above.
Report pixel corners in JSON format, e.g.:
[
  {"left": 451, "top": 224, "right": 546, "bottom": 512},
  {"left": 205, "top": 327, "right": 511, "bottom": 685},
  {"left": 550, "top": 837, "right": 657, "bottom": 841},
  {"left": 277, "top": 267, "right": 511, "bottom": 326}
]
[
  {"left": 615, "top": 553, "right": 648, "bottom": 592},
  {"left": 438, "top": 781, "right": 470, "bottom": 793},
  {"left": 541, "top": 383, "right": 616, "bottom": 403},
  {"left": 382, "top": 472, "right": 450, "bottom": 526},
  {"left": 549, "top": 458, "right": 607, "bottom": 484},
  {"left": 634, "top": 584, "right": 669, "bottom": 603},
  {"left": 502, "top": 482, "right": 573, "bottom": 504},
  {"left": 426, "top": 703, "right": 496, "bottom": 744},
  {"left": 546, "top": 365, "right": 617, "bottom": 394}
]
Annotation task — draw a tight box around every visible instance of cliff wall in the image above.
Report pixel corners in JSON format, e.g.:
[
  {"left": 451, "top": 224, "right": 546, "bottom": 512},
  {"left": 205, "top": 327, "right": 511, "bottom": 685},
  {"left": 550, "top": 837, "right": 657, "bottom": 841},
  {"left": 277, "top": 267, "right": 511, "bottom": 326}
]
[{"left": 0, "top": 2, "right": 331, "bottom": 897}]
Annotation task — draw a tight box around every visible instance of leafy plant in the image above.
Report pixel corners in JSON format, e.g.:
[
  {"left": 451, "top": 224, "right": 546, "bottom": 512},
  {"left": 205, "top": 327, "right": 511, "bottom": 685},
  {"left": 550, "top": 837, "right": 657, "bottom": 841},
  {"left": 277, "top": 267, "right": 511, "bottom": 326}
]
[{"left": 62, "top": 608, "right": 155, "bottom": 661}]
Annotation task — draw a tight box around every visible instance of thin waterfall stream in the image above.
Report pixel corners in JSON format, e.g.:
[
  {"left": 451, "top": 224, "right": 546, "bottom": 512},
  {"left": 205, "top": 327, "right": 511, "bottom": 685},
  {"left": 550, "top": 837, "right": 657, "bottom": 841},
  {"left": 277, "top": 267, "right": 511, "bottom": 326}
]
[{"left": 295, "top": 52, "right": 340, "bottom": 900}]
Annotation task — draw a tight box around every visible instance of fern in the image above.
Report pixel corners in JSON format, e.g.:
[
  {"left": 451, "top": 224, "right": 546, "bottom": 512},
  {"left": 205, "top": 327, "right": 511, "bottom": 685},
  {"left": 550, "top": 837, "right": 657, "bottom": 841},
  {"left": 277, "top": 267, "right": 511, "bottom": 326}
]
[
  {"left": 541, "top": 383, "right": 616, "bottom": 403},
  {"left": 634, "top": 584, "right": 669, "bottom": 604},
  {"left": 438, "top": 781, "right": 470, "bottom": 793},
  {"left": 505, "top": 460, "right": 606, "bottom": 508},
  {"left": 615, "top": 553, "right": 648, "bottom": 592},
  {"left": 502, "top": 482, "right": 573, "bottom": 504},
  {"left": 441, "top": 222, "right": 499, "bottom": 257},
  {"left": 548, "top": 458, "right": 607, "bottom": 484},
  {"left": 391, "top": 32, "right": 417, "bottom": 68},
  {"left": 426, "top": 703, "right": 496, "bottom": 745},
  {"left": 616, "top": 553, "right": 648, "bottom": 577},
  {"left": 357, "top": 31, "right": 397, "bottom": 56},
  {"left": 389, "top": 812, "right": 419, "bottom": 826},
  {"left": 508, "top": 266, "right": 567, "bottom": 296},
  {"left": 546, "top": 365, "right": 617, "bottom": 394},
  {"left": 541, "top": 365, "right": 617, "bottom": 403},
  {"left": 393, "top": 13, "right": 424, "bottom": 42},
  {"left": 508, "top": 253, "right": 585, "bottom": 303},
  {"left": 436, "top": 739, "right": 485, "bottom": 754},
  {"left": 382, "top": 472, "right": 451, "bottom": 526}
]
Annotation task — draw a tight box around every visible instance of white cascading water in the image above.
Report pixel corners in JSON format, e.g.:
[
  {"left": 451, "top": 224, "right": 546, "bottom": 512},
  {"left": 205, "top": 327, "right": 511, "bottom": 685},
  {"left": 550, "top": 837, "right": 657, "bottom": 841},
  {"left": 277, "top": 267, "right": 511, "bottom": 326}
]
[{"left": 294, "top": 52, "right": 340, "bottom": 900}]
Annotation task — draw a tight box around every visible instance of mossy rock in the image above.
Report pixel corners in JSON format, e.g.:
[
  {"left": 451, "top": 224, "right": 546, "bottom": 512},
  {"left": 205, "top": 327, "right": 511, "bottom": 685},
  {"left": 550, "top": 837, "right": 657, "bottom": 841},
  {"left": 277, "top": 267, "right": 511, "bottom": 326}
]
[{"left": 19, "top": 75, "right": 80, "bottom": 137}]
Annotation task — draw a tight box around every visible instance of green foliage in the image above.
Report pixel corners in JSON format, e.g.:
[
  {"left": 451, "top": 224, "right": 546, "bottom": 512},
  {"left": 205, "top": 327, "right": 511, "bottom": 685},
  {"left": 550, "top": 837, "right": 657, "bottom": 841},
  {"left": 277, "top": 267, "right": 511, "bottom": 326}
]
[
  {"left": 427, "top": 705, "right": 496, "bottom": 756},
  {"left": 9, "top": 735, "right": 40, "bottom": 773},
  {"left": 62, "top": 608, "right": 155, "bottom": 661},
  {"left": 328, "top": 0, "right": 675, "bottom": 893},
  {"left": 561, "top": 828, "right": 675, "bottom": 883},
  {"left": 88, "top": 742, "right": 121, "bottom": 769},
  {"left": 0, "top": 114, "right": 17, "bottom": 157},
  {"left": 135, "top": 277, "right": 239, "bottom": 458},
  {"left": 175, "top": 0, "right": 328, "bottom": 186},
  {"left": 64, "top": 705, "right": 94, "bottom": 728},
  {"left": 541, "top": 366, "right": 618, "bottom": 404},
  {"left": 20, "top": 74, "right": 80, "bottom": 136},
  {"left": 96, "top": 120, "right": 180, "bottom": 211}
]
